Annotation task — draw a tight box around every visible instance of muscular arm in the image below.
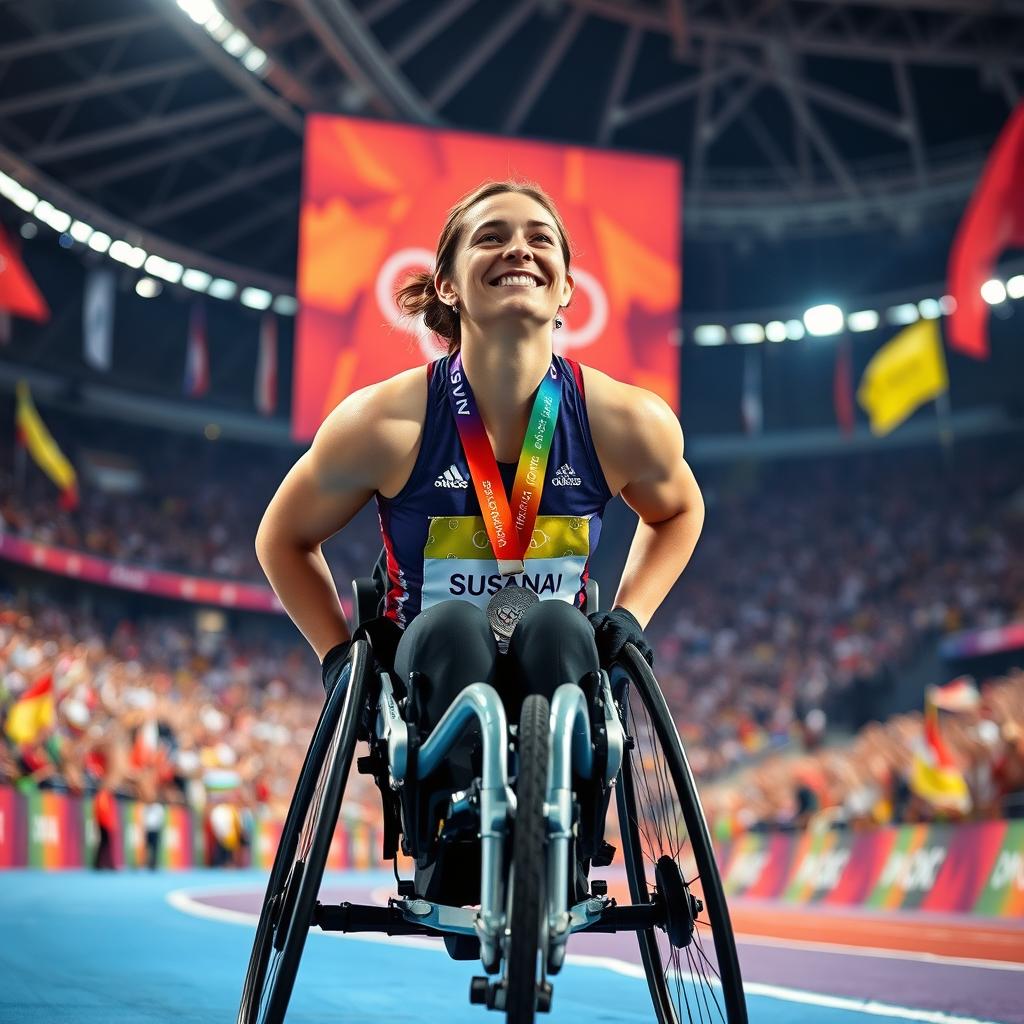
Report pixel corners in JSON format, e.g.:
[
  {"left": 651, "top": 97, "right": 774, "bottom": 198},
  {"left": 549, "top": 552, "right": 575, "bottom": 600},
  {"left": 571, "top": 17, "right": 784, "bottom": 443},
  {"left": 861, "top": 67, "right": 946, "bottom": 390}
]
[
  {"left": 254, "top": 370, "right": 424, "bottom": 661},
  {"left": 583, "top": 368, "right": 705, "bottom": 628}
]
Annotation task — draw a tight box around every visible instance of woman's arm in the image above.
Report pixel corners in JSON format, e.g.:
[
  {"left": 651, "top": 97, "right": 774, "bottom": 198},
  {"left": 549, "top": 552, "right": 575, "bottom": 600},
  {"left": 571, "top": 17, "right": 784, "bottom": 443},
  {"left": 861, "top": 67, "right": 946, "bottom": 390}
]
[
  {"left": 583, "top": 368, "right": 705, "bottom": 628},
  {"left": 255, "top": 371, "right": 424, "bottom": 661}
]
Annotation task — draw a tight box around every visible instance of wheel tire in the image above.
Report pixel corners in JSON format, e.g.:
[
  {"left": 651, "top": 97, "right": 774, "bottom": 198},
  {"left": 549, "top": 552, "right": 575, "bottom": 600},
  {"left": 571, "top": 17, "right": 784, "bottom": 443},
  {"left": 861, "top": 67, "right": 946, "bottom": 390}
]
[
  {"left": 505, "top": 694, "right": 550, "bottom": 1024},
  {"left": 615, "top": 644, "right": 747, "bottom": 1024},
  {"left": 237, "top": 641, "right": 370, "bottom": 1024}
]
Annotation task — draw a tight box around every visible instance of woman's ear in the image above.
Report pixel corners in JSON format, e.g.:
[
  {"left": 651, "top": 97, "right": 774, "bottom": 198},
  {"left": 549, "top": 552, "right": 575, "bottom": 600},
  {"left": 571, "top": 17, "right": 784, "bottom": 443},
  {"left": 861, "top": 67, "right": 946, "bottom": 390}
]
[
  {"left": 560, "top": 271, "right": 575, "bottom": 308},
  {"left": 434, "top": 270, "right": 458, "bottom": 307}
]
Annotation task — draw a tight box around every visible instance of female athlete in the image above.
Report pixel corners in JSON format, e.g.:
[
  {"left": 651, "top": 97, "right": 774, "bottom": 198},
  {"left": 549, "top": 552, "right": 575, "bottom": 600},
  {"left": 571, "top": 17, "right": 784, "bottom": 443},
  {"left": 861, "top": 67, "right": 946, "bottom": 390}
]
[{"left": 255, "top": 178, "right": 704, "bottom": 783}]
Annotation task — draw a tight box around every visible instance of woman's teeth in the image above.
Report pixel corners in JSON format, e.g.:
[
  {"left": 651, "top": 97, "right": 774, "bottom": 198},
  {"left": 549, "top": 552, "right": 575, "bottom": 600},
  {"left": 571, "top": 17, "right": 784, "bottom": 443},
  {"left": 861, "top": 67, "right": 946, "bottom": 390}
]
[{"left": 494, "top": 275, "right": 539, "bottom": 287}]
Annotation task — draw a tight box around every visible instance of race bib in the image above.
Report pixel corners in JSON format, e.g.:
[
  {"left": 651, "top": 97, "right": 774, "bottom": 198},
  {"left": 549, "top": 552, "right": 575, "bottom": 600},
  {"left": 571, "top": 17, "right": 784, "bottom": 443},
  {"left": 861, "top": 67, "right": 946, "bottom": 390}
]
[{"left": 421, "top": 514, "right": 591, "bottom": 613}]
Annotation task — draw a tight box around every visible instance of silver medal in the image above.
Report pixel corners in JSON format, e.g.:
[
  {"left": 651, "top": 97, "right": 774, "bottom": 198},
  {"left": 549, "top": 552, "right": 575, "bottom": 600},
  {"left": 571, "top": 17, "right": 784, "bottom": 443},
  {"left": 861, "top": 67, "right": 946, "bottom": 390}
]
[{"left": 486, "top": 585, "right": 540, "bottom": 651}]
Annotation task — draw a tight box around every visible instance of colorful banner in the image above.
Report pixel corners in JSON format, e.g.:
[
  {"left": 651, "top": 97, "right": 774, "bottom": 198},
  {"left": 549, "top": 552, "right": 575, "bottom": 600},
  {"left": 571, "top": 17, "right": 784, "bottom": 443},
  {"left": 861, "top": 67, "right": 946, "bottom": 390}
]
[
  {"left": 718, "top": 821, "right": 1024, "bottom": 917},
  {"left": 0, "top": 533, "right": 284, "bottom": 614},
  {"left": 293, "top": 115, "right": 682, "bottom": 441}
]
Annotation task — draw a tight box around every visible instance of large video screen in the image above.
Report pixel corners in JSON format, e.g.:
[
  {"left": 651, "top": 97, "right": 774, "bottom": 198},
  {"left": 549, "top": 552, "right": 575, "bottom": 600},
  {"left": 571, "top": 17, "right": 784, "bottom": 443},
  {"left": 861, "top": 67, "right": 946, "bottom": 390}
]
[{"left": 293, "top": 114, "right": 681, "bottom": 441}]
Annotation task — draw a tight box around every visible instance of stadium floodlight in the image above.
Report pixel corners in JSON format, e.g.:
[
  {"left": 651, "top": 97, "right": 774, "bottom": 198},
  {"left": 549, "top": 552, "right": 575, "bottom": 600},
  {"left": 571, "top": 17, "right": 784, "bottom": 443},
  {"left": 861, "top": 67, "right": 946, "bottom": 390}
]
[
  {"left": 803, "top": 304, "right": 843, "bottom": 336},
  {"left": 693, "top": 324, "right": 727, "bottom": 346},
  {"left": 181, "top": 268, "right": 213, "bottom": 292},
  {"left": 110, "top": 240, "right": 147, "bottom": 269},
  {"left": 11, "top": 184, "right": 37, "bottom": 213},
  {"left": 32, "top": 199, "right": 73, "bottom": 234},
  {"left": 1007, "top": 275, "right": 1024, "bottom": 300},
  {"left": 981, "top": 278, "right": 1006, "bottom": 305},
  {"left": 176, "top": 0, "right": 219, "bottom": 25},
  {"left": 939, "top": 294, "right": 957, "bottom": 315},
  {"left": 87, "top": 231, "right": 112, "bottom": 253},
  {"left": 918, "top": 298, "right": 942, "bottom": 320},
  {"left": 0, "top": 170, "right": 17, "bottom": 198},
  {"left": 886, "top": 302, "right": 919, "bottom": 326},
  {"left": 732, "top": 323, "right": 765, "bottom": 344},
  {"left": 847, "top": 310, "right": 879, "bottom": 333},
  {"left": 222, "top": 29, "right": 250, "bottom": 57},
  {"left": 135, "top": 277, "right": 162, "bottom": 299},
  {"left": 784, "top": 319, "right": 805, "bottom": 340},
  {"left": 69, "top": 219, "right": 94, "bottom": 243},
  {"left": 764, "top": 320, "right": 787, "bottom": 343},
  {"left": 144, "top": 254, "right": 184, "bottom": 283},
  {"left": 240, "top": 286, "right": 272, "bottom": 310},
  {"left": 242, "top": 46, "right": 268, "bottom": 74},
  {"left": 208, "top": 277, "right": 237, "bottom": 300},
  {"left": 272, "top": 295, "right": 297, "bottom": 316}
]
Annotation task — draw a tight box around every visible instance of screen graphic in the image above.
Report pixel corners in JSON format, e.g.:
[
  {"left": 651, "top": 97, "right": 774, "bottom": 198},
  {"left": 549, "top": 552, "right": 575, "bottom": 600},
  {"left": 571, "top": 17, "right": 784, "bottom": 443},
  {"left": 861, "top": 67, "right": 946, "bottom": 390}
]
[{"left": 293, "top": 115, "right": 682, "bottom": 440}]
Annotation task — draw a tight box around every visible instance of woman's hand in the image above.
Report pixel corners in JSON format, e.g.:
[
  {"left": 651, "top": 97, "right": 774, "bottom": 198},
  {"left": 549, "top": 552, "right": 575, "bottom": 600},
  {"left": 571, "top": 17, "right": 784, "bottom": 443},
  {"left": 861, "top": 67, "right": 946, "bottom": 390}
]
[{"left": 588, "top": 607, "right": 654, "bottom": 668}]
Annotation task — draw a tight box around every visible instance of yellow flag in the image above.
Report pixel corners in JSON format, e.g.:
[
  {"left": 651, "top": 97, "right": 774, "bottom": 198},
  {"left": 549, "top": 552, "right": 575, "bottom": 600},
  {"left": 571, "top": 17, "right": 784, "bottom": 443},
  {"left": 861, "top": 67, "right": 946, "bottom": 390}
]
[
  {"left": 15, "top": 381, "right": 78, "bottom": 505},
  {"left": 856, "top": 319, "right": 949, "bottom": 436}
]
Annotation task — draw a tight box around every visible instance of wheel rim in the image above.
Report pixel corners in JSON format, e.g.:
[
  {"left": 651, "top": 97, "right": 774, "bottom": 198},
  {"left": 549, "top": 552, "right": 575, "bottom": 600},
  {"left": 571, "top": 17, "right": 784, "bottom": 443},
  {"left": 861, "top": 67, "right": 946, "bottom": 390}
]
[
  {"left": 621, "top": 684, "right": 728, "bottom": 1024},
  {"left": 254, "top": 692, "right": 346, "bottom": 1024}
]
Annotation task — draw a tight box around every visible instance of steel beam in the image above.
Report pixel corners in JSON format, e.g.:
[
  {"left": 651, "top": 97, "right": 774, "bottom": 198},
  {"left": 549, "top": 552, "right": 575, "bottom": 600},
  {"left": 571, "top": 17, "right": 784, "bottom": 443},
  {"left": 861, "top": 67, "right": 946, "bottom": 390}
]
[
  {"left": 597, "top": 25, "right": 641, "bottom": 145},
  {"left": 0, "top": 14, "right": 162, "bottom": 64},
  {"left": 502, "top": 7, "right": 585, "bottom": 134},
  {"left": 391, "top": 0, "right": 478, "bottom": 66},
  {"left": 27, "top": 98, "right": 255, "bottom": 164}
]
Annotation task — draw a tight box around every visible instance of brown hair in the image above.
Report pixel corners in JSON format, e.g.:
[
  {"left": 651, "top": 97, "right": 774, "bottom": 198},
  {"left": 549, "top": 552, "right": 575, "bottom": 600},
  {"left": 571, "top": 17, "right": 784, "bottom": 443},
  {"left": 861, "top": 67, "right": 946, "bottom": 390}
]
[{"left": 394, "top": 179, "right": 573, "bottom": 355}]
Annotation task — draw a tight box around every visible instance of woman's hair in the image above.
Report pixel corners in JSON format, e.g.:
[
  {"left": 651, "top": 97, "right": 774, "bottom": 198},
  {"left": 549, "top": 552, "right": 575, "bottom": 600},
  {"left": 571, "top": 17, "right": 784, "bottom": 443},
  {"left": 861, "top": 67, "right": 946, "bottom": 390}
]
[{"left": 394, "top": 179, "right": 573, "bottom": 354}]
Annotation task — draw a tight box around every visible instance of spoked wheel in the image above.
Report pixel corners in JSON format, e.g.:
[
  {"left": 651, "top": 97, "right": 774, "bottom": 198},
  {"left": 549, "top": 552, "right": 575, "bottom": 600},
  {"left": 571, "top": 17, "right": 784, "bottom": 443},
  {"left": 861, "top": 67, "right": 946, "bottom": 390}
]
[
  {"left": 614, "top": 644, "right": 747, "bottom": 1024},
  {"left": 505, "top": 694, "right": 550, "bottom": 1024},
  {"left": 237, "top": 641, "right": 370, "bottom": 1024}
]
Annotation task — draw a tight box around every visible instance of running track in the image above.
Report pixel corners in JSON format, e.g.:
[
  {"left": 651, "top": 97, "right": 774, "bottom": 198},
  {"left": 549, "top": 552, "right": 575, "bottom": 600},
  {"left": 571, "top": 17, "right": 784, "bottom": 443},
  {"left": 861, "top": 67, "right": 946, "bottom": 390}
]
[{"left": 1, "top": 869, "right": 1021, "bottom": 1024}]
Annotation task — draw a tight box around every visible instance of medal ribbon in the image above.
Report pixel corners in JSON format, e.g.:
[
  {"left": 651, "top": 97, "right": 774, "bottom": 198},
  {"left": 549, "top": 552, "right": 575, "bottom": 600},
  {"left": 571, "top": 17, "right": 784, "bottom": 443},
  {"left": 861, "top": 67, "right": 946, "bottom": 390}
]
[{"left": 446, "top": 352, "right": 561, "bottom": 576}]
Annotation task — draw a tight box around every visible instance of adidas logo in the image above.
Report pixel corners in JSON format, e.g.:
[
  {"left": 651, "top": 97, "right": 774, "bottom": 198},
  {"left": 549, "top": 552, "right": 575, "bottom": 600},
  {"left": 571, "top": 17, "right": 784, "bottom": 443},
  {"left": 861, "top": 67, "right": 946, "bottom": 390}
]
[
  {"left": 434, "top": 464, "right": 469, "bottom": 489},
  {"left": 551, "top": 463, "right": 581, "bottom": 486}
]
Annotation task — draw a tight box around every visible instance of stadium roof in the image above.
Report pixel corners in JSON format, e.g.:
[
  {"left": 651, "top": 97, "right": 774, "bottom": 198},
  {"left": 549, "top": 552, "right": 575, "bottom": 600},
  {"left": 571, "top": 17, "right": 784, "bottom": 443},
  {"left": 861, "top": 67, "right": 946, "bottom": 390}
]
[{"left": 0, "top": 0, "right": 1021, "bottom": 296}]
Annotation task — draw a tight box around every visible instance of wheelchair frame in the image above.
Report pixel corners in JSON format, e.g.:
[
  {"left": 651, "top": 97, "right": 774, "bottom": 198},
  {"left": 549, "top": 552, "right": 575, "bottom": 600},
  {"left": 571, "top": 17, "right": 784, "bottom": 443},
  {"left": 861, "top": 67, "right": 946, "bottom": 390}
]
[{"left": 238, "top": 577, "right": 748, "bottom": 1024}]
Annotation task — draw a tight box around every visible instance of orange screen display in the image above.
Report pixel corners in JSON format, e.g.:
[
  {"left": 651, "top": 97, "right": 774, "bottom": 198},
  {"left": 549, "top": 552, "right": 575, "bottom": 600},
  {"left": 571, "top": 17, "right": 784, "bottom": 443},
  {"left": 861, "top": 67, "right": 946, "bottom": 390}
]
[{"left": 293, "top": 115, "right": 682, "bottom": 440}]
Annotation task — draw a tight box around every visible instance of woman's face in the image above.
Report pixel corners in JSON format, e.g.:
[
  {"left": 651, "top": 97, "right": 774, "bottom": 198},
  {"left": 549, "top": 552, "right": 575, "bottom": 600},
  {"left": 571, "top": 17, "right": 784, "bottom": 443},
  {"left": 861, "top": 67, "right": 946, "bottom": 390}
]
[{"left": 437, "top": 191, "right": 574, "bottom": 334}]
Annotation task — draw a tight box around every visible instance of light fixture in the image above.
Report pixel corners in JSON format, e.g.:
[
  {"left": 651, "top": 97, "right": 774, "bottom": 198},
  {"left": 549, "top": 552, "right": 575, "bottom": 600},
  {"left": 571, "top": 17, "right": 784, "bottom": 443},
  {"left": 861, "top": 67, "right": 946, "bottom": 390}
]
[
  {"left": 803, "top": 304, "right": 843, "bottom": 336},
  {"left": 1007, "top": 275, "right": 1024, "bottom": 300},
  {"left": 272, "top": 295, "right": 297, "bottom": 316},
  {"left": 886, "top": 303, "right": 919, "bottom": 326},
  {"left": 240, "top": 286, "right": 272, "bottom": 310},
  {"left": 731, "top": 323, "right": 765, "bottom": 344},
  {"left": 693, "top": 325, "right": 727, "bottom": 346},
  {"left": 917, "top": 298, "right": 942, "bottom": 320},
  {"left": 135, "top": 277, "right": 162, "bottom": 298},
  {"left": 87, "top": 231, "right": 112, "bottom": 253},
  {"left": 981, "top": 278, "right": 1006, "bottom": 305},
  {"left": 847, "top": 310, "right": 879, "bottom": 333},
  {"left": 764, "top": 320, "right": 787, "bottom": 343},
  {"left": 182, "top": 268, "right": 213, "bottom": 292},
  {"left": 784, "top": 319, "right": 805, "bottom": 340},
  {"left": 208, "top": 277, "right": 237, "bottom": 300}
]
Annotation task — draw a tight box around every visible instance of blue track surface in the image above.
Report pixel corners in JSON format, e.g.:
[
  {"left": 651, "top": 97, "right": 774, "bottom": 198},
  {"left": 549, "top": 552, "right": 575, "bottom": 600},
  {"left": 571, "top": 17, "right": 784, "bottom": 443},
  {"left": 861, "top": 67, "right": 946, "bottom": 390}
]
[{"left": 0, "top": 870, "right": 1010, "bottom": 1024}]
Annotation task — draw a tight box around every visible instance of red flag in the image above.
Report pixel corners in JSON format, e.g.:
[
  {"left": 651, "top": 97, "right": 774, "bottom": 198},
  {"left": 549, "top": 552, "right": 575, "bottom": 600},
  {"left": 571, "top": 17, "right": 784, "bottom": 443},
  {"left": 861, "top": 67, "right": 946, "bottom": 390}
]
[
  {"left": 834, "top": 336, "right": 855, "bottom": 435},
  {"left": 946, "top": 102, "right": 1024, "bottom": 359},
  {"left": 0, "top": 224, "right": 49, "bottom": 321},
  {"left": 255, "top": 312, "right": 278, "bottom": 415},
  {"left": 184, "top": 302, "right": 210, "bottom": 397}
]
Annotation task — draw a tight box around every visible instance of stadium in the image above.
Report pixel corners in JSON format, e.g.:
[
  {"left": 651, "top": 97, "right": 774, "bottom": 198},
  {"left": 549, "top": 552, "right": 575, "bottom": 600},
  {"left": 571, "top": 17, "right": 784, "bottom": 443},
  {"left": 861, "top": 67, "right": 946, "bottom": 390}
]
[{"left": 1, "top": 1, "right": 1023, "bottom": 1022}]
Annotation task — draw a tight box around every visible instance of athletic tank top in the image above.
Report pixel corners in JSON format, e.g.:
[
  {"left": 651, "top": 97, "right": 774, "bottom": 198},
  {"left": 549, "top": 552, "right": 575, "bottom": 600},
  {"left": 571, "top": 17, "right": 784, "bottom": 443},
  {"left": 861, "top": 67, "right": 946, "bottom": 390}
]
[{"left": 375, "top": 354, "right": 613, "bottom": 629}]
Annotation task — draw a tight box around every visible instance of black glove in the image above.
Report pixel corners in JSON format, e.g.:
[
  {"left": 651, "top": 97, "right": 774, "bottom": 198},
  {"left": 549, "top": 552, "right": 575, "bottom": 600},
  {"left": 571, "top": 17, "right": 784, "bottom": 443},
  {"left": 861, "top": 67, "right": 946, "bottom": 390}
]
[
  {"left": 320, "top": 639, "right": 352, "bottom": 697},
  {"left": 588, "top": 607, "right": 654, "bottom": 669}
]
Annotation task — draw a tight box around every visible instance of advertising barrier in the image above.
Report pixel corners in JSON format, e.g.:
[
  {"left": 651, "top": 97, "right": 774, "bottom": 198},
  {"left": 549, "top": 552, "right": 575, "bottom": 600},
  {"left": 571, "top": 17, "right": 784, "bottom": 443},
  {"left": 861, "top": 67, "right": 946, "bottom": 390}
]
[
  {"left": 0, "top": 534, "right": 284, "bottom": 614},
  {"left": 719, "top": 820, "right": 1024, "bottom": 917},
  {"left": 3, "top": 782, "right": 1020, "bottom": 919}
]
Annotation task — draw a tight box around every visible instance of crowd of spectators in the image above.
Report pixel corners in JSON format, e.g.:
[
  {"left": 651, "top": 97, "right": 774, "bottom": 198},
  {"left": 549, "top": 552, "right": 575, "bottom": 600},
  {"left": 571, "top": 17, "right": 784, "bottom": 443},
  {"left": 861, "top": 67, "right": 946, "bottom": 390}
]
[
  {"left": 702, "top": 670, "right": 1024, "bottom": 838},
  {"left": 0, "top": 596, "right": 380, "bottom": 857}
]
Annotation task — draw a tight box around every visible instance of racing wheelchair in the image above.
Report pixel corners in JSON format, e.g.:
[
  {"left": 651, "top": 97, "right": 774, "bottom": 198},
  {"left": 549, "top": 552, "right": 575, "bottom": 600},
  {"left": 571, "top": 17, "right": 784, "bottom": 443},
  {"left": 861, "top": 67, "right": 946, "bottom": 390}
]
[{"left": 237, "top": 574, "right": 747, "bottom": 1024}]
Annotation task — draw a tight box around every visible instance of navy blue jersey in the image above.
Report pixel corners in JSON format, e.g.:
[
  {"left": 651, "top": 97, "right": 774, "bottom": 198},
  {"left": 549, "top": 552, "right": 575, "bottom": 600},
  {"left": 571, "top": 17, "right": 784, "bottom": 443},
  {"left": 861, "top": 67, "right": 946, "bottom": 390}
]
[{"left": 374, "top": 355, "right": 613, "bottom": 629}]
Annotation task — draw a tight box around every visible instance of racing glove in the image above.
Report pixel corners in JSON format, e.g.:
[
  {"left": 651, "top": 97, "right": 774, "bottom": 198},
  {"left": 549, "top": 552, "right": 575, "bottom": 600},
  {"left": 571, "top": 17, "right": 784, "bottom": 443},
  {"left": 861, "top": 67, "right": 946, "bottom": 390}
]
[
  {"left": 587, "top": 607, "right": 654, "bottom": 669},
  {"left": 320, "top": 639, "right": 352, "bottom": 698}
]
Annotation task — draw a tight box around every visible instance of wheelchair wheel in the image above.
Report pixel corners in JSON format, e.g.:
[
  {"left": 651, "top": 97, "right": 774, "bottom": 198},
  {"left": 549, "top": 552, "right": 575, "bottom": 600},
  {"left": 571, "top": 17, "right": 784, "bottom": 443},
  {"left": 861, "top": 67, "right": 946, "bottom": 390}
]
[
  {"left": 505, "top": 693, "right": 550, "bottom": 1024},
  {"left": 615, "top": 644, "right": 747, "bottom": 1024},
  {"left": 237, "top": 641, "right": 370, "bottom": 1024}
]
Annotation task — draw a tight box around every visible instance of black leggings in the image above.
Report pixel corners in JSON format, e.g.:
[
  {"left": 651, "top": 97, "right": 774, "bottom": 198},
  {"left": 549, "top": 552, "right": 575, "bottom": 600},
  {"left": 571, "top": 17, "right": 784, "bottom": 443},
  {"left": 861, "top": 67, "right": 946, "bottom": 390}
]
[{"left": 393, "top": 598, "right": 600, "bottom": 734}]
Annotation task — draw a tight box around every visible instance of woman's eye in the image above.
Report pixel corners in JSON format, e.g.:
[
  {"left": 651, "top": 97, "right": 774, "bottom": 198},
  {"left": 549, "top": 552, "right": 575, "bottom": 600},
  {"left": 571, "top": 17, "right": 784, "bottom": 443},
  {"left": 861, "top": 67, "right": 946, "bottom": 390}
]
[
  {"left": 534, "top": 234, "right": 553, "bottom": 244},
  {"left": 478, "top": 233, "right": 501, "bottom": 243}
]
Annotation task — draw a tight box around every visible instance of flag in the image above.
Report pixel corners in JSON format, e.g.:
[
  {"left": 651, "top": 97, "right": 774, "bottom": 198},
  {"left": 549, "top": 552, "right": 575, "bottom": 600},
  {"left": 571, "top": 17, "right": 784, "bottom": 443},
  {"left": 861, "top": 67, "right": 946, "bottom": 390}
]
[
  {"left": 15, "top": 381, "right": 78, "bottom": 509},
  {"left": 82, "top": 268, "right": 115, "bottom": 371},
  {"left": 184, "top": 302, "right": 210, "bottom": 397},
  {"left": 0, "top": 224, "right": 49, "bottom": 322},
  {"left": 909, "top": 685, "right": 971, "bottom": 814},
  {"left": 834, "top": 336, "right": 855, "bottom": 436},
  {"left": 929, "top": 676, "right": 980, "bottom": 713},
  {"left": 946, "top": 102, "right": 1024, "bottom": 359},
  {"left": 4, "top": 674, "right": 55, "bottom": 745},
  {"left": 255, "top": 312, "right": 278, "bottom": 415},
  {"left": 740, "top": 346, "right": 762, "bottom": 435},
  {"left": 856, "top": 319, "right": 948, "bottom": 436}
]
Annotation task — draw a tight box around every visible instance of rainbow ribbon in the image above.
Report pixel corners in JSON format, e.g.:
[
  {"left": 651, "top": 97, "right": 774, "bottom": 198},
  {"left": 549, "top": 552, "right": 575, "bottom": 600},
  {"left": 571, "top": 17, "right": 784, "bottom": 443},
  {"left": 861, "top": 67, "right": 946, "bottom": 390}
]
[{"left": 446, "top": 352, "right": 561, "bottom": 575}]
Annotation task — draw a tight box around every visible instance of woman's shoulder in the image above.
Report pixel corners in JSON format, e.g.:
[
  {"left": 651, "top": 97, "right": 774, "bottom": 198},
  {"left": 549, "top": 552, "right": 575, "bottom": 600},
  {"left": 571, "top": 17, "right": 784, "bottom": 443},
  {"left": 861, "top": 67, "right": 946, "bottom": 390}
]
[
  {"left": 578, "top": 364, "right": 683, "bottom": 494},
  {"left": 312, "top": 365, "right": 430, "bottom": 493}
]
